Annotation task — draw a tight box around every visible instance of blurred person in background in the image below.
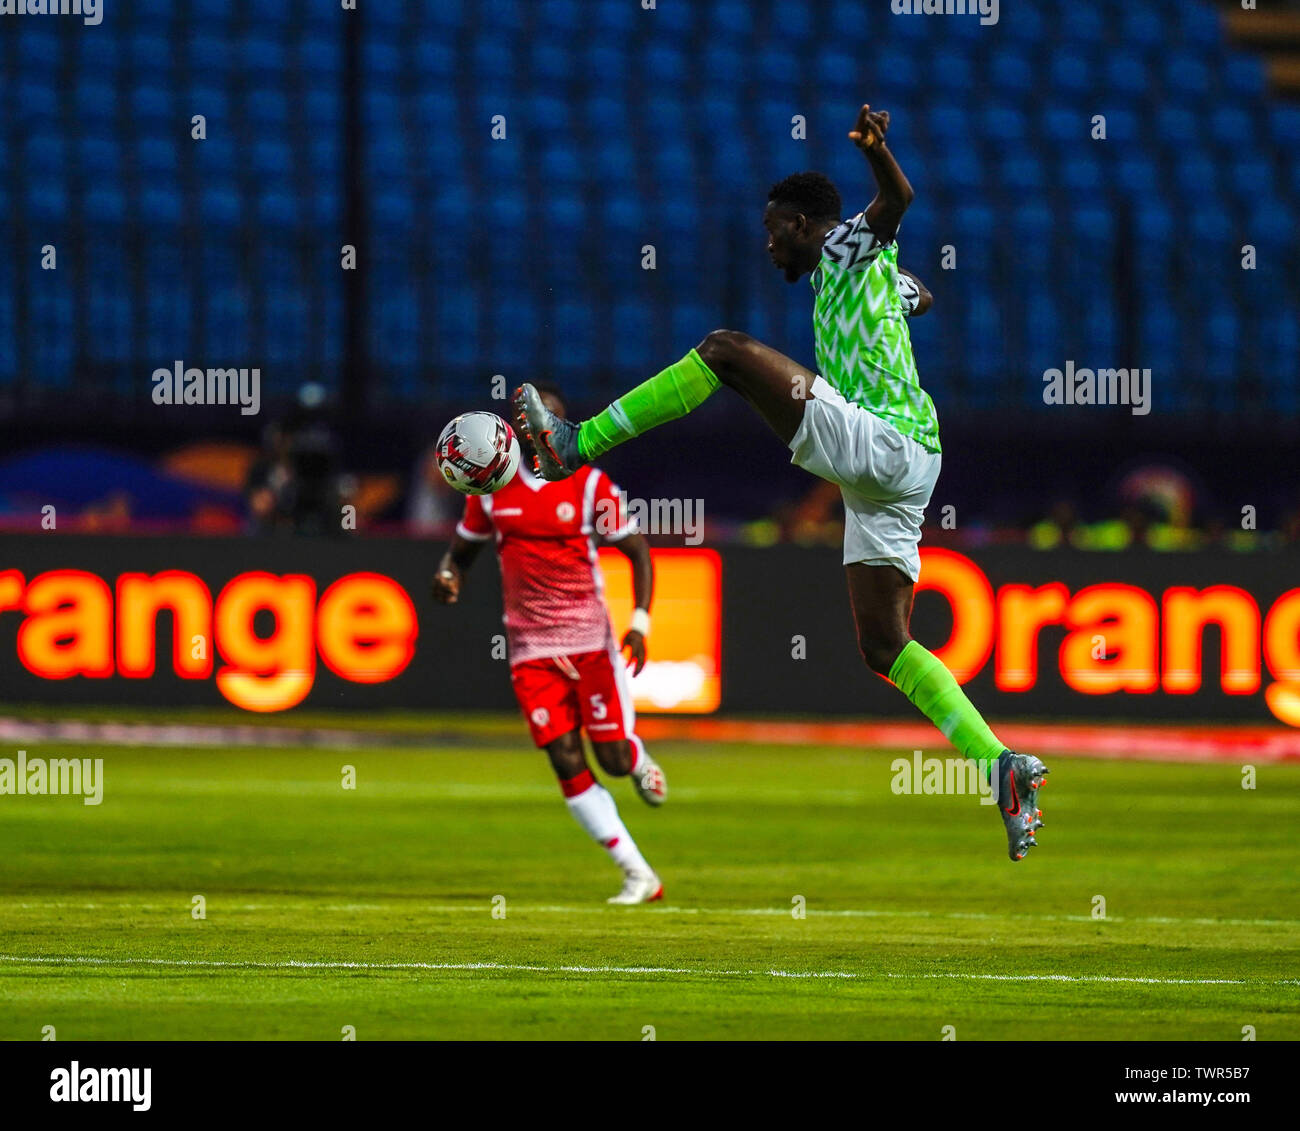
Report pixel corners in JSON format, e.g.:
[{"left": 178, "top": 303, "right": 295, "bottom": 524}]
[{"left": 243, "top": 383, "right": 346, "bottom": 535}]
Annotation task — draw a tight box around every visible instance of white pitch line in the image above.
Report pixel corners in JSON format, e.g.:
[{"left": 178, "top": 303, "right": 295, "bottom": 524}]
[
  {"left": 0, "top": 954, "right": 1295, "bottom": 987},
  {"left": 10, "top": 901, "right": 1300, "bottom": 929}
]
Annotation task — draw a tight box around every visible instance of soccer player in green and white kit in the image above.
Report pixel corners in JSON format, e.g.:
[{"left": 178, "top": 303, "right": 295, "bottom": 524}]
[{"left": 515, "top": 105, "right": 1048, "bottom": 861}]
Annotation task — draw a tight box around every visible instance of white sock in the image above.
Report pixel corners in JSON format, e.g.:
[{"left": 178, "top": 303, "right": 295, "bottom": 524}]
[
  {"left": 563, "top": 771, "right": 653, "bottom": 875},
  {"left": 628, "top": 736, "right": 646, "bottom": 773}
]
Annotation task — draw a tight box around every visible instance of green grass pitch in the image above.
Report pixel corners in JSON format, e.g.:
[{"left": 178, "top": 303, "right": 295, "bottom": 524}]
[{"left": 1, "top": 720, "right": 1297, "bottom": 1040}]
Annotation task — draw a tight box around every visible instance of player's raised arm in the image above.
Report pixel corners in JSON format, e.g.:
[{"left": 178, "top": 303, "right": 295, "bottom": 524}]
[{"left": 848, "top": 104, "right": 914, "bottom": 244}]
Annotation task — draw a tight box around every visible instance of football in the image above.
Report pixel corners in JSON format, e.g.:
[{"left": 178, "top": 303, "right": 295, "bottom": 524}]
[{"left": 435, "top": 411, "right": 521, "bottom": 495}]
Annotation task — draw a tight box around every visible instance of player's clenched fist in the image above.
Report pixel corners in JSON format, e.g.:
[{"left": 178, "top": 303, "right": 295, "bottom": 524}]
[
  {"left": 431, "top": 567, "right": 461, "bottom": 604},
  {"left": 848, "top": 104, "right": 890, "bottom": 151}
]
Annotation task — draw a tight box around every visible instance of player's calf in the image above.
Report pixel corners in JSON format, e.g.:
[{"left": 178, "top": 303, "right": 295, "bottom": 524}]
[{"left": 593, "top": 738, "right": 668, "bottom": 807}]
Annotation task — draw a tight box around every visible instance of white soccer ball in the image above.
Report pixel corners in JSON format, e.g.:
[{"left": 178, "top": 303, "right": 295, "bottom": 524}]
[{"left": 435, "top": 411, "right": 521, "bottom": 495}]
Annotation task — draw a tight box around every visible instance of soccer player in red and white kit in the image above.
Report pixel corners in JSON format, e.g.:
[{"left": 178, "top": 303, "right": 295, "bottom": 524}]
[{"left": 432, "top": 384, "right": 668, "bottom": 904}]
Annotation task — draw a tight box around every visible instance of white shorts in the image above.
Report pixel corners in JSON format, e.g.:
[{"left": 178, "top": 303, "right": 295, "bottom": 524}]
[{"left": 788, "top": 376, "right": 942, "bottom": 581}]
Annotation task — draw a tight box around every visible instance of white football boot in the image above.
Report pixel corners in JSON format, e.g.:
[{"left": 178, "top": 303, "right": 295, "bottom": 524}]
[
  {"left": 632, "top": 757, "right": 667, "bottom": 807},
  {"left": 607, "top": 870, "right": 664, "bottom": 905}
]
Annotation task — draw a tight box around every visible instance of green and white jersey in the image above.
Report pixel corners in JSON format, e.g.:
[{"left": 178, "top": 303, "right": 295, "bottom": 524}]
[{"left": 811, "top": 212, "right": 941, "bottom": 453}]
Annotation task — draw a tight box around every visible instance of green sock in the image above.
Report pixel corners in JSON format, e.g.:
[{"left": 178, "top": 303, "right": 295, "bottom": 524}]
[
  {"left": 888, "top": 640, "right": 1005, "bottom": 765},
  {"left": 578, "top": 349, "right": 720, "bottom": 461}
]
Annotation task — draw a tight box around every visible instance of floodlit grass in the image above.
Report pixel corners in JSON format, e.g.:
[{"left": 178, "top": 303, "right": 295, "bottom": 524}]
[{"left": 1, "top": 730, "right": 1297, "bottom": 1040}]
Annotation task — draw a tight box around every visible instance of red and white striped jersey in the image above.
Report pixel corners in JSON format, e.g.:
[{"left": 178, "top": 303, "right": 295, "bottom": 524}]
[{"left": 456, "top": 464, "right": 636, "bottom": 665}]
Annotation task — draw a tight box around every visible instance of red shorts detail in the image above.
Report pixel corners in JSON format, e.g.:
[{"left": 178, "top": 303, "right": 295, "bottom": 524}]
[{"left": 511, "top": 648, "right": 630, "bottom": 748}]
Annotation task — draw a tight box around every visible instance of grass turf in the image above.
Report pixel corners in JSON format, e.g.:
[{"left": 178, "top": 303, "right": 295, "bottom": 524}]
[{"left": 1, "top": 727, "right": 1297, "bottom": 1040}]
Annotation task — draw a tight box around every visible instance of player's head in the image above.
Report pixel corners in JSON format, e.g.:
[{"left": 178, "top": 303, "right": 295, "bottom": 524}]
[{"left": 764, "top": 172, "right": 843, "bottom": 283}]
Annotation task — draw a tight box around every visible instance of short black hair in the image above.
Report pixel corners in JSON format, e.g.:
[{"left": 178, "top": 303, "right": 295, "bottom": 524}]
[{"left": 767, "top": 171, "right": 842, "bottom": 224}]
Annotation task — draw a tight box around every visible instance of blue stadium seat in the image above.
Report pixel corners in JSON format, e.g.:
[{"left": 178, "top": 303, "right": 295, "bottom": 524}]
[
  {"left": 1132, "top": 201, "right": 1175, "bottom": 244},
  {"left": 980, "top": 105, "right": 1030, "bottom": 144},
  {"left": 25, "top": 135, "right": 66, "bottom": 174},
  {"left": 299, "top": 33, "right": 341, "bottom": 77},
  {"left": 1270, "top": 106, "right": 1300, "bottom": 147},
  {"left": 364, "top": 41, "right": 402, "bottom": 83},
  {"left": 707, "top": 0, "right": 755, "bottom": 39},
  {"left": 75, "top": 80, "right": 117, "bottom": 121},
  {"left": 996, "top": 154, "right": 1046, "bottom": 194},
  {"left": 1221, "top": 54, "right": 1265, "bottom": 98},
  {"left": 136, "top": 139, "right": 178, "bottom": 175},
  {"left": 930, "top": 47, "right": 977, "bottom": 96},
  {"left": 1059, "top": 3, "right": 1107, "bottom": 44},
  {"left": 937, "top": 147, "right": 985, "bottom": 193},
  {"left": 1048, "top": 48, "right": 1095, "bottom": 96},
  {"left": 1103, "top": 48, "right": 1151, "bottom": 97},
  {"left": 1115, "top": 155, "right": 1160, "bottom": 197},
  {"left": 1058, "top": 154, "right": 1104, "bottom": 194},
  {"left": 988, "top": 50, "right": 1035, "bottom": 96},
  {"left": 199, "top": 184, "right": 241, "bottom": 228},
  {"left": 241, "top": 32, "right": 287, "bottom": 76},
  {"left": 1162, "top": 51, "right": 1213, "bottom": 98},
  {"left": 1102, "top": 108, "right": 1142, "bottom": 144},
  {"left": 187, "top": 33, "right": 232, "bottom": 72},
  {"left": 1155, "top": 106, "right": 1199, "bottom": 148},
  {"left": 128, "top": 33, "right": 171, "bottom": 72},
  {"left": 531, "top": 95, "right": 572, "bottom": 134},
  {"left": 1040, "top": 105, "right": 1088, "bottom": 145},
  {"left": 769, "top": 3, "right": 813, "bottom": 42},
  {"left": 258, "top": 186, "right": 301, "bottom": 229},
  {"left": 18, "top": 76, "right": 58, "bottom": 120},
  {"left": 1119, "top": 6, "right": 1167, "bottom": 50},
  {"left": 138, "top": 184, "right": 183, "bottom": 226},
  {"left": 191, "top": 0, "right": 236, "bottom": 24},
  {"left": 927, "top": 104, "right": 975, "bottom": 145},
  {"left": 77, "top": 33, "right": 121, "bottom": 72},
  {"left": 84, "top": 185, "right": 126, "bottom": 225},
  {"left": 529, "top": 40, "right": 573, "bottom": 85}
]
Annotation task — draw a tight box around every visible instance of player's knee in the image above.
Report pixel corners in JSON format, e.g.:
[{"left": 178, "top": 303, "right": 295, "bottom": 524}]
[
  {"left": 858, "top": 632, "right": 908, "bottom": 676},
  {"left": 593, "top": 740, "right": 633, "bottom": 777},
  {"left": 696, "top": 329, "right": 754, "bottom": 382},
  {"left": 546, "top": 733, "right": 587, "bottom": 780}
]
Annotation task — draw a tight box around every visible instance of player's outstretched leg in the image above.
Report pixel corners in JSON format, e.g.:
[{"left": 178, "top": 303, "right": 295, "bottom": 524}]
[
  {"left": 514, "top": 331, "right": 814, "bottom": 479},
  {"left": 546, "top": 733, "right": 663, "bottom": 903},
  {"left": 847, "top": 562, "right": 1049, "bottom": 860}
]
